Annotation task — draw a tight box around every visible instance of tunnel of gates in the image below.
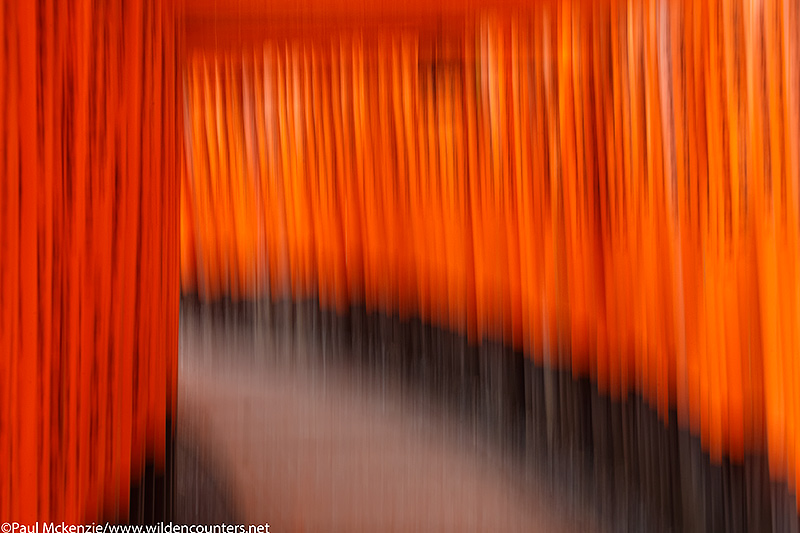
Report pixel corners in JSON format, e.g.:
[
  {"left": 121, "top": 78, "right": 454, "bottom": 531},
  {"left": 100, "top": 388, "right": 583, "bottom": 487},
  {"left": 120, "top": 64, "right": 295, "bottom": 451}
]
[
  {"left": 3, "top": 0, "right": 800, "bottom": 528},
  {"left": 181, "top": 0, "right": 800, "bottom": 515}
]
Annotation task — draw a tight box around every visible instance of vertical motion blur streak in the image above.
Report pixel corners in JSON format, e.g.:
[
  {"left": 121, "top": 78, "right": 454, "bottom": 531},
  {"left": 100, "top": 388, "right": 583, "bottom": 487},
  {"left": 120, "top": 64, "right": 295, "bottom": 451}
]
[
  {"left": 180, "top": 0, "right": 800, "bottom": 524},
  {"left": 3, "top": 0, "right": 800, "bottom": 529},
  {"left": 0, "top": 0, "right": 179, "bottom": 523}
]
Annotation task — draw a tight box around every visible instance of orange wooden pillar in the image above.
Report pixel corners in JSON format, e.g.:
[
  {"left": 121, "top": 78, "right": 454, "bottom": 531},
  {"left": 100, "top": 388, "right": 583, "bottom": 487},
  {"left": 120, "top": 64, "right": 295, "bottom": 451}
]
[{"left": 1, "top": 0, "right": 179, "bottom": 521}]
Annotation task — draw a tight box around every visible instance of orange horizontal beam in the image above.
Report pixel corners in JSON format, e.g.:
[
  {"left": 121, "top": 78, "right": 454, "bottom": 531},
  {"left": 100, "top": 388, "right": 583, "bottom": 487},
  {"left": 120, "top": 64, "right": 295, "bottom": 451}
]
[{"left": 178, "top": 0, "right": 532, "bottom": 21}]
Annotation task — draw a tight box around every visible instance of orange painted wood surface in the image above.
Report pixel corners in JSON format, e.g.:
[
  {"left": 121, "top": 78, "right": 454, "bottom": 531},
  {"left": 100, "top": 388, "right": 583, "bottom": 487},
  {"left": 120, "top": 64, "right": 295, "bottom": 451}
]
[{"left": 1, "top": 0, "right": 179, "bottom": 522}]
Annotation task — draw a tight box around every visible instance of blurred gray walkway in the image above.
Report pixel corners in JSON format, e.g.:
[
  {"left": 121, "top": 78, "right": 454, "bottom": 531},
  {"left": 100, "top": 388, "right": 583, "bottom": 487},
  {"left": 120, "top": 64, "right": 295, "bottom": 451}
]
[{"left": 175, "top": 304, "right": 603, "bottom": 532}]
